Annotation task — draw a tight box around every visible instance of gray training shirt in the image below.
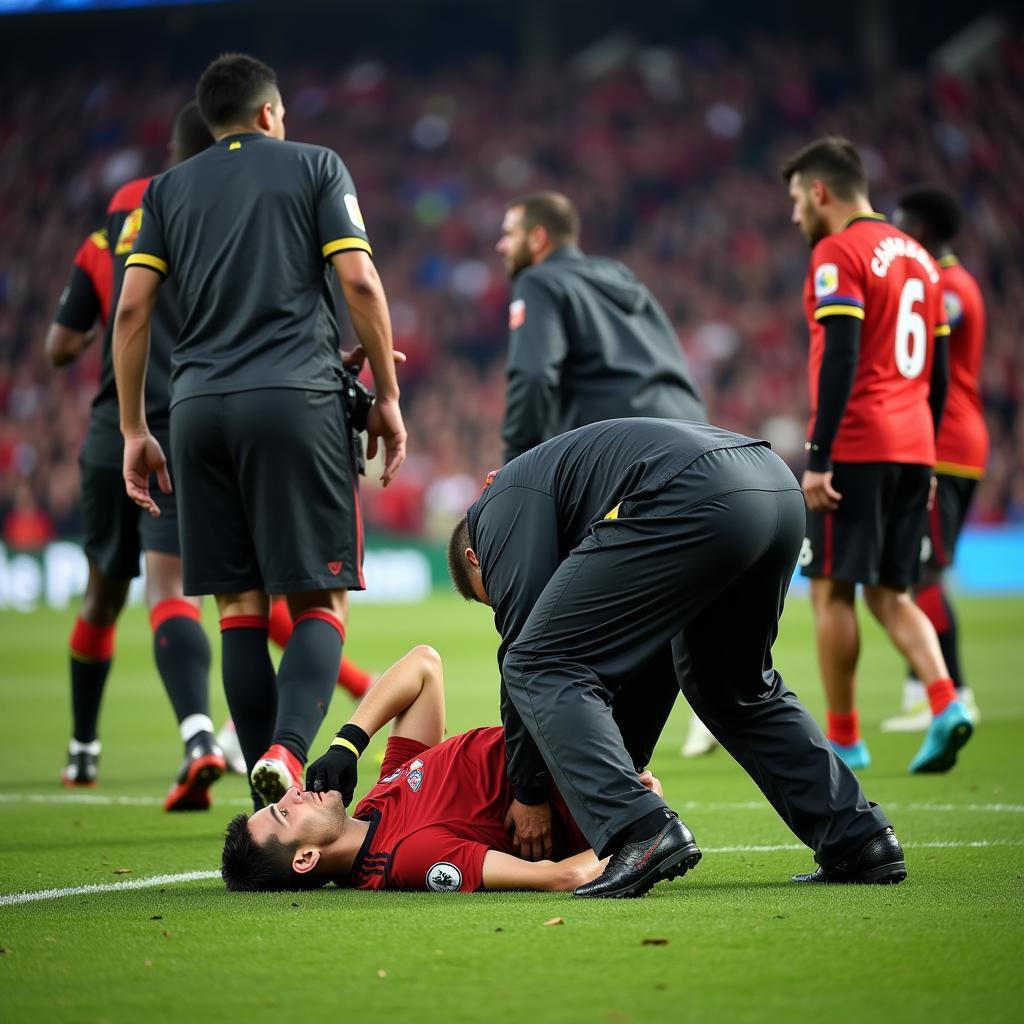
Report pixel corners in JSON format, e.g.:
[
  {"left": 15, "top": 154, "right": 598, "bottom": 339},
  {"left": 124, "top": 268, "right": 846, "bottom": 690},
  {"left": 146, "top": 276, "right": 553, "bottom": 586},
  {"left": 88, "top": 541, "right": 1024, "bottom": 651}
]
[{"left": 128, "top": 132, "right": 371, "bottom": 406}]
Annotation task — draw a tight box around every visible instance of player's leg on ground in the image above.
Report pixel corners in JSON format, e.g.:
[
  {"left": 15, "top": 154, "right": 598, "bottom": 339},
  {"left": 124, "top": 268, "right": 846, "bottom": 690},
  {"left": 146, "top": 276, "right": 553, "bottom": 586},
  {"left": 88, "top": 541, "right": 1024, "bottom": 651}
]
[
  {"left": 677, "top": 489, "right": 889, "bottom": 866},
  {"left": 268, "top": 596, "right": 371, "bottom": 697},
  {"left": 217, "top": 590, "right": 275, "bottom": 806},
  {"left": 145, "top": 550, "right": 225, "bottom": 810},
  {"left": 809, "top": 577, "right": 868, "bottom": 765},
  {"left": 63, "top": 561, "right": 130, "bottom": 784}
]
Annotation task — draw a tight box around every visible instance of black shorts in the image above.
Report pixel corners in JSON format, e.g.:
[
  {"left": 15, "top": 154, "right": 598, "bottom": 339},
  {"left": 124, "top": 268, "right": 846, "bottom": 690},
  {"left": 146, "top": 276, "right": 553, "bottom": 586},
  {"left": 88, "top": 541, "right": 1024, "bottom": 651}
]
[
  {"left": 800, "top": 462, "right": 931, "bottom": 588},
  {"left": 923, "top": 474, "right": 978, "bottom": 570},
  {"left": 79, "top": 459, "right": 180, "bottom": 580},
  {"left": 170, "top": 388, "right": 364, "bottom": 596}
]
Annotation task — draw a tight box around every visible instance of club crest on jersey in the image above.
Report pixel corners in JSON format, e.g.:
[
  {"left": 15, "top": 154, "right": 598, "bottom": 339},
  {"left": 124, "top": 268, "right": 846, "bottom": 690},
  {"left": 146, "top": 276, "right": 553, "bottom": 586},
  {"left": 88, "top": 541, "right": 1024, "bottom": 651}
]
[
  {"left": 426, "top": 861, "right": 462, "bottom": 892},
  {"left": 344, "top": 194, "right": 366, "bottom": 231},
  {"left": 814, "top": 263, "right": 839, "bottom": 298},
  {"left": 115, "top": 208, "right": 143, "bottom": 256},
  {"left": 406, "top": 758, "right": 425, "bottom": 793},
  {"left": 509, "top": 299, "right": 526, "bottom": 330}
]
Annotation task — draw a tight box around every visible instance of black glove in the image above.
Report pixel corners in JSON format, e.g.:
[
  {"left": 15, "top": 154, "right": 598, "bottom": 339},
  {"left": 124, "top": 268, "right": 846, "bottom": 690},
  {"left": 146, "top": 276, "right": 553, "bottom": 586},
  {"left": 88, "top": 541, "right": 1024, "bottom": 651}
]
[{"left": 305, "top": 724, "right": 369, "bottom": 805}]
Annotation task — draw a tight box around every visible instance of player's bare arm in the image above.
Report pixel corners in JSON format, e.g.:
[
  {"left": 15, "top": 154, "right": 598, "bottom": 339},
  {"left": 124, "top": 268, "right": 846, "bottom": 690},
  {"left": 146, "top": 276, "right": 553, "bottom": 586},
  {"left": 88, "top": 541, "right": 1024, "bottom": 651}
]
[
  {"left": 331, "top": 250, "right": 407, "bottom": 486},
  {"left": 481, "top": 847, "right": 606, "bottom": 892},
  {"left": 45, "top": 323, "right": 98, "bottom": 368},
  {"left": 305, "top": 644, "right": 446, "bottom": 799},
  {"left": 112, "top": 264, "right": 169, "bottom": 517}
]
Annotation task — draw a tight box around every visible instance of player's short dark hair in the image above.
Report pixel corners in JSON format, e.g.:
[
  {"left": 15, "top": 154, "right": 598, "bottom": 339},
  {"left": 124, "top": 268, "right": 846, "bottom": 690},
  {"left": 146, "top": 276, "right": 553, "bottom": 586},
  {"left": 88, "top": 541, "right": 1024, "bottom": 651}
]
[
  {"left": 196, "top": 52, "right": 279, "bottom": 131},
  {"left": 172, "top": 100, "right": 214, "bottom": 162},
  {"left": 780, "top": 136, "right": 868, "bottom": 200},
  {"left": 448, "top": 515, "right": 477, "bottom": 602},
  {"left": 896, "top": 185, "right": 962, "bottom": 244},
  {"left": 221, "top": 814, "right": 325, "bottom": 893},
  {"left": 509, "top": 191, "right": 580, "bottom": 247}
]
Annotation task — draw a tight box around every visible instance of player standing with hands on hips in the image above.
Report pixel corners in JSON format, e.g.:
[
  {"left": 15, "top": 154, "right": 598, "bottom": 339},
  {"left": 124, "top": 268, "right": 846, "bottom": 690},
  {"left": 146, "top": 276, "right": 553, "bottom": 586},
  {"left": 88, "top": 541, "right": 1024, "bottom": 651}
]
[
  {"left": 782, "top": 137, "right": 972, "bottom": 774},
  {"left": 112, "top": 53, "right": 406, "bottom": 808}
]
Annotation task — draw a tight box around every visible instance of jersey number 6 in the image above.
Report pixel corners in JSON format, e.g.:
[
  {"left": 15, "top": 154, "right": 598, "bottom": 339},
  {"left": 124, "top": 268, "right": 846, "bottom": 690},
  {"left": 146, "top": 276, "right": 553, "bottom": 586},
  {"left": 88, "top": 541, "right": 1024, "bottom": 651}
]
[{"left": 895, "top": 278, "right": 927, "bottom": 380}]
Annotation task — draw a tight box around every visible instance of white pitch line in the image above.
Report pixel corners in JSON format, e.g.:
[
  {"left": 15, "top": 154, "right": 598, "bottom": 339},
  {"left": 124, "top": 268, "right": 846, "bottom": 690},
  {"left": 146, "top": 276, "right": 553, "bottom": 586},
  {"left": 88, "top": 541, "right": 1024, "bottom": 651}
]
[
  {"left": 2, "top": 793, "right": 1023, "bottom": 814},
  {"left": 0, "top": 870, "right": 221, "bottom": 907},
  {"left": 0, "top": 793, "right": 253, "bottom": 808},
  {"left": 3, "top": 839, "right": 1022, "bottom": 906}
]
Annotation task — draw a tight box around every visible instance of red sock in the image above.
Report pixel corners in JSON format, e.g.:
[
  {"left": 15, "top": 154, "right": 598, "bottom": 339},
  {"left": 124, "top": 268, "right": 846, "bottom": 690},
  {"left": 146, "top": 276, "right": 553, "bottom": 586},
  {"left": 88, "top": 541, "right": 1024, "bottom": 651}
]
[
  {"left": 827, "top": 710, "right": 860, "bottom": 747},
  {"left": 70, "top": 617, "right": 116, "bottom": 662},
  {"left": 927, "top": 678, "right": 956, "bottom": 716},
  {"left": 268, "top": 599, "right": 293, "bottom": 650},
  {"left": 915, "top": 584, "right": 951, "bottom": 633},
  {"left": 338, "top": 658, "right": 372, "bottom": 697}
]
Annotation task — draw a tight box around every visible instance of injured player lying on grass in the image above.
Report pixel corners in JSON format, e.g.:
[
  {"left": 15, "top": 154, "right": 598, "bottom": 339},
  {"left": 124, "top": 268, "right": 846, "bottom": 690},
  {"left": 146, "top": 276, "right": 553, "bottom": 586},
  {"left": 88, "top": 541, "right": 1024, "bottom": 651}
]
[{"left": 220, "top": 645, "right": 656, "bottom": 893}]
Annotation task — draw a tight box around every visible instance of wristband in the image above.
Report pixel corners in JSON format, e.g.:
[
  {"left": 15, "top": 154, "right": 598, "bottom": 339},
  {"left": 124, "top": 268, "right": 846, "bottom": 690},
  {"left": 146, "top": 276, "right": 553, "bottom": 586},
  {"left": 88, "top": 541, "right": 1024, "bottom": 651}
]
[{"left": 331, "top": 723, "right": 370, "bottom": 758}]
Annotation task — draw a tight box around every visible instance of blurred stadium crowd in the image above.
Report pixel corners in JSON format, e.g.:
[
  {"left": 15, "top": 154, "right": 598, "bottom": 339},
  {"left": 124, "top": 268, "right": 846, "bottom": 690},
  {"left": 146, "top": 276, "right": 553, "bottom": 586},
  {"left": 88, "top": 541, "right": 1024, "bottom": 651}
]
[{"left": 1, "top": 31, "right": 1022, "bottom": 547}]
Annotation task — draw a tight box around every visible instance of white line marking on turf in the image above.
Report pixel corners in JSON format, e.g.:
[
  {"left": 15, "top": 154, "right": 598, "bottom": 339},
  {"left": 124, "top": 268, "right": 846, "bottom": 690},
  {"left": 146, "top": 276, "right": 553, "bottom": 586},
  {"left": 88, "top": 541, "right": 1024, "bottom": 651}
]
[
  {"left": 0, "top": 870, "right": 221, "bottom": 907},
  {"left": 3, "top": 840, "right": 1022, "bottom": 906},
  {"left": 3, "top": 793, "right": 1023, "bottom": 814},
  {"left": 0, "top": 793, "right": 253, "bottom": 808}
]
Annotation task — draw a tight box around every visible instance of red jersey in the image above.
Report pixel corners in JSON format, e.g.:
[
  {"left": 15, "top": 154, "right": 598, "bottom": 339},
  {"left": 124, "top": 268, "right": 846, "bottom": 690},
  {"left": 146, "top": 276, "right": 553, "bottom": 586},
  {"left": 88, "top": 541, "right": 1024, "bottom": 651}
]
[
  {"left": 804, "top": 213, "right": 949, "bottom": 465},
  {"left": 73, "top": 230, "right": 114, "bottom": 325},
  {"left": 934, "top": 256, "right": 988, "bottom": 478},
  {"left": 351, "top": 728, "right": 587, "bottom": 893}
]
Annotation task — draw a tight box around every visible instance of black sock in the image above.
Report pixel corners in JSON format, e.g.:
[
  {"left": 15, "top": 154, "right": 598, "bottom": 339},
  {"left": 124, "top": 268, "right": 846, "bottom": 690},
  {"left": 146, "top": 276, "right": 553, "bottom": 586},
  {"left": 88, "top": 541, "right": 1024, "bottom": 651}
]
[
  {"left": 272, "top": 612, "right": 343, "bottom": 764},
  {"left": 614, "top": 807, "right": 676, "bottom": 849},
  {"left": 151, "top": 601, "right": 211, "bottom": 733},
  {"left": 938, "top": 592, "right": 964, "bottom": 690},
  {"left": 69, "top": 617, "right": 115, "bottom": 743},
  {"left": 220, "top": 617, "right": 277, "bottom": 776}
]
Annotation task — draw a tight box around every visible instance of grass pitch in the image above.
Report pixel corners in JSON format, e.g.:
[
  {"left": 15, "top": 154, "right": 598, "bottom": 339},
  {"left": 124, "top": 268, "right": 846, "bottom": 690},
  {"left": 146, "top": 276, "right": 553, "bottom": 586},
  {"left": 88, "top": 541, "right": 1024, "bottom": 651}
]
[{"left": 1, "top": 594, "right": 1021, "bottom": 1023}]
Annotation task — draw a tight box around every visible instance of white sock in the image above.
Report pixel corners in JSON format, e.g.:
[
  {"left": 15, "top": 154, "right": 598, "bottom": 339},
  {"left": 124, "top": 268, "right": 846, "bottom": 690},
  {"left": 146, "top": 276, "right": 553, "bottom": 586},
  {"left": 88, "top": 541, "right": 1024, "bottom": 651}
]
[
  {"left": 903, "top": 679, "right": 926, "bottom": 710},
  {"left": 69, "top": 739, "right": 101, "bottom": 756},
  {"left": 180, "top": 714, "right": 215, "bottom": 744}
]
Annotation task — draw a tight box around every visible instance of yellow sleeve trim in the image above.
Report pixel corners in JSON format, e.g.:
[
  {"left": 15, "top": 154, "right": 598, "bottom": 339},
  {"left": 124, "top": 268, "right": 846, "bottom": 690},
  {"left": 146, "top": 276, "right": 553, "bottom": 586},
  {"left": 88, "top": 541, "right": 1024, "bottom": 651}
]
[
  {"left": 125, "top": 253, "right": 169, "bottom": 276},
  {"left": 814, "top": 304, "right": 866, "bottom": 321},
  {"left": 935, "top": 324, "right": 951, "bottom": 337},
  {"left": 322, "top": 237, "right": 373, "bottom": 259},
  {"left": 935, "top": 462, "right": 984, "bottom": 480},
  {"left": 603, "top": 503, "right": 620, "bottom": 520},
  {"left": 89, "top": 230, "right": 109, "bottom": 250}
]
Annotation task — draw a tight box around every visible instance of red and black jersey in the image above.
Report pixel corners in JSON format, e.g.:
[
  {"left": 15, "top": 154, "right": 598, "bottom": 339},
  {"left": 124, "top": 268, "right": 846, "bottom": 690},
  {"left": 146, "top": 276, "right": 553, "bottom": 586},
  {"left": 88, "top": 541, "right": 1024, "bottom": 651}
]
[
  {"left": 82, "top": 175, "right": 183, "bottom": 467},
  {"left": 803, "top": 214, "right": 949, "bottom": 465},
  {"left": 350, "top": 728, "right": 587, "bottom": 893},
  {"left": 53, "top": 230, "right": 113, "bottom": 331},
  {"left": 934, "top": 256, "right": 988, "bottom": 478}
]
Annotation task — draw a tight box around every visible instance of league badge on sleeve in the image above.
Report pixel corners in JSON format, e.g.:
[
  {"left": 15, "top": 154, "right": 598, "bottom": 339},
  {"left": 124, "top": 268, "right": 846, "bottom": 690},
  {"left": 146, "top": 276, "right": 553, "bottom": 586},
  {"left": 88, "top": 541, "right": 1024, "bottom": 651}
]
[
  {"left": 814, "top": 263, "right": 839, "bottom": 298},
  {"left": 406, "top": 758, "right": 425, "bottom": 793},
  {"left": 943, "top": 289, "right": 964, "bottom": 328},
  {"left": 426, "top": 862, "right": 462, "bottom": 892},
  {"left": 509, "top": 299, "right": 526, "bottom": 330},
  {"left": 344, "top": 194, "right": 367, "bottom": 232}
]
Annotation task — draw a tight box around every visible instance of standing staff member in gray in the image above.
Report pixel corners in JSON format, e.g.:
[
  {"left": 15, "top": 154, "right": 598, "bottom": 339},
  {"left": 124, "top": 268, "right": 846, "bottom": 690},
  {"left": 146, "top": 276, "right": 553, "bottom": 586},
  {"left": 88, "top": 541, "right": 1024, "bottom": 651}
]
[
  {"left": 448, "top": 418, "right": 905, "bottom": 899},
  {"left": 496, "top": 191, "right": 715, "bottom": 758},
  {"left": 496, "top": 191, "right": 706, "bottom": 464}
]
